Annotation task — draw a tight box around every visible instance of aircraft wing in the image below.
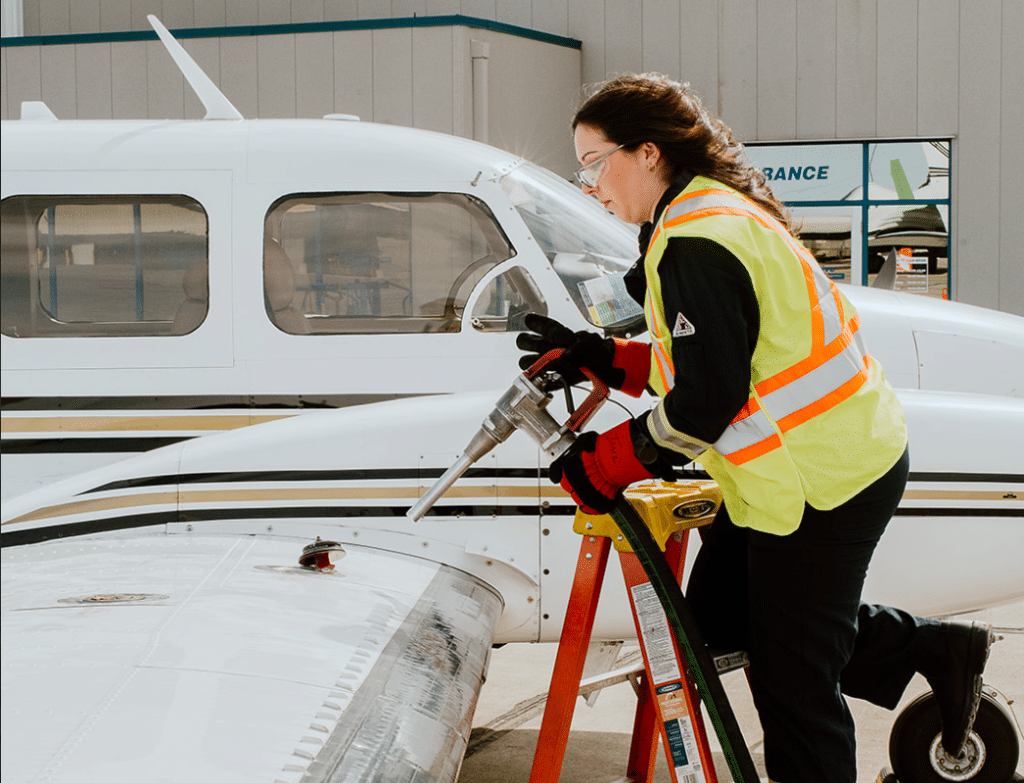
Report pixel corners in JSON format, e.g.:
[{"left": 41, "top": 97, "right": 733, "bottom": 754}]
[{"left": 1, "top": 532, "right": 501, "bottom": 783}]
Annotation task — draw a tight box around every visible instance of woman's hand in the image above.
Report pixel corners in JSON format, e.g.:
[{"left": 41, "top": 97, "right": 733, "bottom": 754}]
[{"left": 516, "top": 314, "right": 650, "bottom": 396}]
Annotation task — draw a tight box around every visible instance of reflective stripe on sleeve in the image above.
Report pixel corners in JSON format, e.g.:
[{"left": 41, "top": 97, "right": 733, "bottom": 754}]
[{"left": 648, "top": 401, "right": 711, "bottom": 459}]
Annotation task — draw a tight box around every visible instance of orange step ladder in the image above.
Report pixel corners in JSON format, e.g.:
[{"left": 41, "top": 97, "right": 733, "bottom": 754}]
[{"left": 528, "top": 480, "right": 753, "bottom": 783}]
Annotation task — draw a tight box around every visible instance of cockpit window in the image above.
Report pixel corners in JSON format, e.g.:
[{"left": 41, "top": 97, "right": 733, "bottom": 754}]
[
  {"left": 1, "top": 195, "right": 208, "bottom": 338},
  {"left": 499, "top": 162, "right": 645, "bottom": 333},
  {"left": 264, "top": 192, "right": 517, "bottom": 334}
]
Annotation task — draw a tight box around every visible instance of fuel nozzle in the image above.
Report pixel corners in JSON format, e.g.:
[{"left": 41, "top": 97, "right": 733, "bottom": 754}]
[
  {"left": 407, "top": 372, "right": 569, "bottom": 522},
  {"left": 407, "top": 352, "right": 609, "bottom": 522}
]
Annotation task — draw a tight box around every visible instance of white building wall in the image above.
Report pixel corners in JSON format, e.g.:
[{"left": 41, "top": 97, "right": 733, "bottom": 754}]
[{"left": 2, "top": 0, "right": 1022, "bottom": 314}]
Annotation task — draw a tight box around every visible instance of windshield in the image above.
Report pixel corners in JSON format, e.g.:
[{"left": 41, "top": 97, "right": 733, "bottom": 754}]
[{"left": 499, "top": 162, "right": 645, "bottom": 334}]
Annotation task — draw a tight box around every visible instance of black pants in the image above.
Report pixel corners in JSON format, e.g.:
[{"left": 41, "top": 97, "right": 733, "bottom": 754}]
[{"left": 686, "top": 448, "right": 941, "bottom": 782}]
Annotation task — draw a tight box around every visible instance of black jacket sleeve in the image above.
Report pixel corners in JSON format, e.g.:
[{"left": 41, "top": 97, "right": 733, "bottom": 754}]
[{"left": 654, "top": 236, "right": 760, "bottom": 447}]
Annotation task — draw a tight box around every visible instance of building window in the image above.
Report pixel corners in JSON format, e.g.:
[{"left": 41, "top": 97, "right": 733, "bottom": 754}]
[
  {"left": 1, "top": 195, "right": 209, "bottom": 337},
  {"left": 264, "top": 192, "right": 518, "bottom": 334},
  {"left": 745, "top": 139, "right": 952, "bottom": 300}
]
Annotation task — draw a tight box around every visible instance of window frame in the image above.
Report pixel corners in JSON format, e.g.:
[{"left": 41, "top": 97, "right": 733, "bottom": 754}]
[{"left": 262, "top": 190, "right": 517, "bottom": 336}]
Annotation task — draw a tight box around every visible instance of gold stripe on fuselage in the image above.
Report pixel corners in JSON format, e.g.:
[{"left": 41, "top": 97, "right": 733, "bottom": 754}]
[
  {"left": 1, "top": 413, "right": 295, "bottom": 434},
  {"left": 3, "top": 485, "right": 568, "bottom": 527}
]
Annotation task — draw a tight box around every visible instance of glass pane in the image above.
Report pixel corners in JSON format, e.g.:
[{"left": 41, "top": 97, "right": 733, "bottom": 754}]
[
  {"left": 470, "top": 266, "right": 547, "bottom": 332},
  {"left": 867, "top": 211, "right": 949, "bottom": 299},
  {"left": 1, "top": 195, "right": 208, "bottom": 338},
  {"left": 868, "top": 141, "right": 950, "bottom": 200},
  {"left": 265, "top": 193, "right": 514, "bottom": 334},
  {"left": 498, "top": 162, "right": 643, "bottom": 332},
  {"left": 792, "top": 214, "right": 853, "bottom": 286},
  {"left": 745, "top": 143, "right": 863, "bottom": 202}
]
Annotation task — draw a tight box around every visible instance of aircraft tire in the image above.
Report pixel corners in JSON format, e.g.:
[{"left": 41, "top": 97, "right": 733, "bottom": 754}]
[{"left": 888, "top": 690, "right": 1020, "bottom": 782}]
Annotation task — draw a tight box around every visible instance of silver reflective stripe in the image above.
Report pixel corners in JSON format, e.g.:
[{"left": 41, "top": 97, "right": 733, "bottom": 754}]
[
  {"left": 712, "top": 405, "right": 777, "bottom": 457},
  {"left": 652, "top": 340, "right": 675, "bottom": 392},
  {"left": 649, "top": 402, "right": 709, "bottom": 458},
  {"left": 664, "top": 193, "right": 768, "bottom": 225},
  {"left": 759, "top": 342, "right": 867, "bottom": 425},
  {"left": 853, "top": 327, "right": 867, "bottom": 358},
  {"left": 811, "top": 264, "right": 845, "bottom": 346}
]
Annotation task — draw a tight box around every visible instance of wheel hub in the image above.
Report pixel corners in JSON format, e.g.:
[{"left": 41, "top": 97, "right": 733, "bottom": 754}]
[{"left": 928, "top": 731, "right": 986, "bottom": 781}]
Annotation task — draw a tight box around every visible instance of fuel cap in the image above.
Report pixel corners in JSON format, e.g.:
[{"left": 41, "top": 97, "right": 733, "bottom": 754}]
[{"left": 299, "top": 537, "right": 346, "bottom": 571}]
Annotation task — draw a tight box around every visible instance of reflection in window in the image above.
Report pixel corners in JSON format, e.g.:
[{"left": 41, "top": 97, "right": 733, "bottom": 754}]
[
  {"left": 791, "top": 214, "right": 853, "bottom": 286},
  {"left": 264, "top": 193, "right": 516, "bottom": 334},
  {"left": 1, "top": 195, "right": 208, "bottom": 338},
  {"left": 867, "top": 141, "right": 950, "bottom": 201},
  {"left": 748, "top": 138, "right": 952, "bottom": 300}
]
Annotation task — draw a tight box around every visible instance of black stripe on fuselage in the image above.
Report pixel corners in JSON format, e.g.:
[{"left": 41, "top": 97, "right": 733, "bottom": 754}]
[
  {"left": 82, "top": 467, "right": 541, "bottom": 494},
  {"left": 0, "top": 504, "right": 576, "bottom": 548},
  {"left": 79, "top": 468, "right": 1024, "bottom": 495},
  {"left": 0, "top": 394, "right": 408, "bottom": 412},
  {"left": 3, "top": 502, "right": 1020, "bottom": 549},
  {"left": 2, "top": 437, "right": 189, "bottom": 454}
]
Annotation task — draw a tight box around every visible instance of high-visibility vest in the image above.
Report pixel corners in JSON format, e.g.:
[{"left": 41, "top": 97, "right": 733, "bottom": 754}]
[{"left": 643, "top": 176, "right": 907, "bottom": 535}]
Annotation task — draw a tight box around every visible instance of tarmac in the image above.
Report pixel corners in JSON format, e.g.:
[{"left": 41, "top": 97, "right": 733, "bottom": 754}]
[{"left": 459, "top": 599, "right": 1024, "bottom": 783}]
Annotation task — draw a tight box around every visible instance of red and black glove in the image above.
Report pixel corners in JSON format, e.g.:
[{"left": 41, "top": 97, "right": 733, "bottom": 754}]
[
  {"left": 550, "top": 419, "right": 677, "bottom": 515},
  {"left": 516, "top": 314, "right": 650, "bottom": 398}
]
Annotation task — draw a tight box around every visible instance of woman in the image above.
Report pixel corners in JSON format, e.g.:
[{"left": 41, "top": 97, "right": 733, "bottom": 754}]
[{"left": 518, "top": 74, "right": 992, "bottom": 783}]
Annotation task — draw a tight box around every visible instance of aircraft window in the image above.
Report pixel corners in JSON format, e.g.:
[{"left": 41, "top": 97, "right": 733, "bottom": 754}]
[
  {"left": 498, "top": 162, "right": 645, "bottom": 335},
  {"left": 1, "top": 195, "right": 208, "bottom": 338},
  {"left": 470, "top": 266, "right": 547, "bottom": 332},
  {"left": 265, "top": 193, "right": 515, "bottom": 334}
]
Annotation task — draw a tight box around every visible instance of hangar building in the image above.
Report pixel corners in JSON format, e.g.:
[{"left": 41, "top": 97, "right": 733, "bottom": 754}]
[{"left": 1, "top": 0, "right": 1021, "bottom": 315}]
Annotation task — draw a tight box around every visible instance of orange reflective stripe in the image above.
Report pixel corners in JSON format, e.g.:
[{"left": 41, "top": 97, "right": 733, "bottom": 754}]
[
  {"left": 713, "top": 398, "right": 779, "bottom": 464},
  {"left": 755, "top": 313, "right": 861, "bottom": 398},
  {"left": 725, "top": 432, "right": 782, "bottom": 465},
  {"left": 646, "top": 289, "right": 676, "bottom": 391},
  {"left": 802, "top": 255, "right": 825, "bottom": 353},
  {"left": 774, "top": 356, "right": 870, "bottom": 434},
  {"left": 730, "top": 397, "right": 761, "bottom": 423},
  {"left": 653, "top": 342, "right": 674, "bottom": 392}
]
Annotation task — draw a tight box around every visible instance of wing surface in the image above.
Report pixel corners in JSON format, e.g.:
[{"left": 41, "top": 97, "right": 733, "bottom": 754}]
[{"left": 1, "top": 532, "right": 501, "bottom": 783}]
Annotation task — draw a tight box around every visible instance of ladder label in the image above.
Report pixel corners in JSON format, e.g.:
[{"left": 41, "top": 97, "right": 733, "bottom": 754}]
[
  {"left": 631, "top": 582, "right": 681, "bottom": 683},
  {"left": 633, "top": 582, "right": 707, "bottom": 783},
  {"left": 657, "top": 686, "right": 706, "bottom": 782}
]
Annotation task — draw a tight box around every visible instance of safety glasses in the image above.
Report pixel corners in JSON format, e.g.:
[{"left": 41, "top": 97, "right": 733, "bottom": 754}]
[{"left": 574, "top": 144, "right": 625, "bottom": 188}]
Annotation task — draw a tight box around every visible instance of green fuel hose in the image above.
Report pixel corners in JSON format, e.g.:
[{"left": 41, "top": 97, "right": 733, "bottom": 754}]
[{"left": 610, "top": 502, "right": 761, "bottom": 783}]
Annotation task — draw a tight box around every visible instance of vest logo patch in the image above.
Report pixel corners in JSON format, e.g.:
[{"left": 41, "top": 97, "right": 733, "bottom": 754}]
[{"left": 672, "top": 312, "right": 696, "bottom": 337}]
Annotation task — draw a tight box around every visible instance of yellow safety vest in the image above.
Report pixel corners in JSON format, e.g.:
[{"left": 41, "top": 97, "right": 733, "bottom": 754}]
[{"left": 643, "top": 176, "right": 907, "bottom": 535}]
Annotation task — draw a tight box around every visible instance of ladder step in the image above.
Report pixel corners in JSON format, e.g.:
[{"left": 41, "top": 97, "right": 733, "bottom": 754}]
[
  {"left": 577, "top": 649, "right": 750, "bottom": 698},
  {"left": 710, "top": 649, "right": 750, "bottom": 675}
]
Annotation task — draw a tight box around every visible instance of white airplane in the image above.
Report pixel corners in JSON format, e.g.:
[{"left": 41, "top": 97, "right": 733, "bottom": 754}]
[{"left": 2, "top": 18, "right": 1023, "bottom": 783}]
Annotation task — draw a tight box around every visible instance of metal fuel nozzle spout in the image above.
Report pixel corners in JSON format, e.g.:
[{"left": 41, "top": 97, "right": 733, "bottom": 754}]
[{"left": 406, "top": 351, "right": 609, "bottom": 522}]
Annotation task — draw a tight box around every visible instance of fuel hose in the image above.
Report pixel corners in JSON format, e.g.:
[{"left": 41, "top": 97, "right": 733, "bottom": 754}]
[{"left": 610, "top": 501, "right": 761, "bottom": 783}]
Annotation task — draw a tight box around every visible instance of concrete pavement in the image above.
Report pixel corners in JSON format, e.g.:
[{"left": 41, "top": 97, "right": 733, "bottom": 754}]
[{"left": 460, "top": 600, "right": 1024, "bottom": 782}]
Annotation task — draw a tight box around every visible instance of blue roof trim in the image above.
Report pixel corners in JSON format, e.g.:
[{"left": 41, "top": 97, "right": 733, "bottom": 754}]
[{"left": 1, "top": 14, "right": 581, "bottom": 50}]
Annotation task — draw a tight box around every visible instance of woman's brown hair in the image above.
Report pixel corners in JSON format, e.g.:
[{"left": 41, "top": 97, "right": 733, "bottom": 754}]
[{"left": 573, "top": 73, "right": 791, "bottom": 230}]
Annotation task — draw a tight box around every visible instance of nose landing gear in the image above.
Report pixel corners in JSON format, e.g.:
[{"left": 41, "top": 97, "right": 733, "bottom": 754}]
[{"left": 880, "top": 687, "right": 1022, "bottom": 783}]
